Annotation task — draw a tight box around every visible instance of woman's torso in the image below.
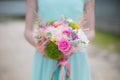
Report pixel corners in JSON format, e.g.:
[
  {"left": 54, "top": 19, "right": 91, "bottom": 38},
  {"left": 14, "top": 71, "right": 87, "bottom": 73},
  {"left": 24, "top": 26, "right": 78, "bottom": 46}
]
[{"left": 37, "top": 0, "right": 87, "bottom": 22}]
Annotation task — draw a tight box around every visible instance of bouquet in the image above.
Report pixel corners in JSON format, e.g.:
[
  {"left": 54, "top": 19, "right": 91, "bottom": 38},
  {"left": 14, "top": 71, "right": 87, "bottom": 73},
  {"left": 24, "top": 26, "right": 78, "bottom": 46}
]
[{"left": 33, "top": 17, "right": 89, "bottom": 80}]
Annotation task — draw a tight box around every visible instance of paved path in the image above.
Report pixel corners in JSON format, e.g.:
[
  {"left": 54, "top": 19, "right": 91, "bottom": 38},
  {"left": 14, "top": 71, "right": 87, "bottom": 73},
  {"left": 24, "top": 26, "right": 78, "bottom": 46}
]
[
  {"left": 0, "top": 20, "right": 120, "bottom": 80},
  {"left": 87, "top": 45, "right": 120, "bottom": 80}
]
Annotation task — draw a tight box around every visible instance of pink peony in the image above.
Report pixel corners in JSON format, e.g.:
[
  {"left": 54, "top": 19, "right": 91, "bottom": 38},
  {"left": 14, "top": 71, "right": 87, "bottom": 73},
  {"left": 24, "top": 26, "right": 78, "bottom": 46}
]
[
  {"left": 62, "top": 30, "right": 71, "bottom": 36},
  {"left": 58, "top": 39, "right": 72, "bottom": 56}
]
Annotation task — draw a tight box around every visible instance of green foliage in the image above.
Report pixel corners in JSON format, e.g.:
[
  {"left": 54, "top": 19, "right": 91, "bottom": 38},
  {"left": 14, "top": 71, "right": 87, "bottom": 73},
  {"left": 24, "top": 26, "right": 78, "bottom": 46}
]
[
  {"left": 68, "top": 22, "right": 76, "bottom": 28},
  {"left": 47, "top": 20, "right": 57, "bottom": 25},
  {"left": 93, "top": 29, "right": 120, "bottom": 53}
]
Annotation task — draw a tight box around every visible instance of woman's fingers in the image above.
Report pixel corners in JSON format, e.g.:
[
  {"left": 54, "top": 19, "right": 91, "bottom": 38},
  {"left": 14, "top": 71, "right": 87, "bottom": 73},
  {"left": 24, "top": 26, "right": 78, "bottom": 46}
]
[
  {"left": 36, "top": 39, "right": 50, "bottom": 58},
  {"left": 39, "top": 39, "right": 49, "bottom": 48}
]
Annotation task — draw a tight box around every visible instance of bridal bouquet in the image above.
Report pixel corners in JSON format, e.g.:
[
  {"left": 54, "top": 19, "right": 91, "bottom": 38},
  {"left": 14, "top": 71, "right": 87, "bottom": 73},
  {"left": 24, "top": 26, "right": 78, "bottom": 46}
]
[{"left": 33, "top": 17, "right": 89, "bottom": 80}]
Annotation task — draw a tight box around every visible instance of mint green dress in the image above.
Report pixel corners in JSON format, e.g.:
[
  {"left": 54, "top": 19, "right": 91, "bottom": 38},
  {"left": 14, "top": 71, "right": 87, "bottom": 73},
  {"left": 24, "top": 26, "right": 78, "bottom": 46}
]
[{"left": 31, "top": 0, "right": 91, "bottom": 80}]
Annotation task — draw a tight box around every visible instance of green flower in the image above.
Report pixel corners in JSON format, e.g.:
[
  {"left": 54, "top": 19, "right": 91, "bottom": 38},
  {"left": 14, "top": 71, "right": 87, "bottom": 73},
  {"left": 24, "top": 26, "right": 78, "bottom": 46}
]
[{"left": 45, "top": 42, "right": 63, "bottom": 60}]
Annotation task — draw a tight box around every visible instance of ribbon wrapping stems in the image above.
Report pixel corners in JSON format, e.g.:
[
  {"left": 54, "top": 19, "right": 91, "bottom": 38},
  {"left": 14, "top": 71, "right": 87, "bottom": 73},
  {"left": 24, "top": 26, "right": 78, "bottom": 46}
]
[{"left": 51, "top": 58, "right": 72, "bottom": 80}]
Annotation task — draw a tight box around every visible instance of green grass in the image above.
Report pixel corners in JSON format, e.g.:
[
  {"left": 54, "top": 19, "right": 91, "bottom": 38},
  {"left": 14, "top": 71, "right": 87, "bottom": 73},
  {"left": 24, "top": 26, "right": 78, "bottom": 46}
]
[{"left": 93, "top": 29, "right": 120, "bottom": 54}]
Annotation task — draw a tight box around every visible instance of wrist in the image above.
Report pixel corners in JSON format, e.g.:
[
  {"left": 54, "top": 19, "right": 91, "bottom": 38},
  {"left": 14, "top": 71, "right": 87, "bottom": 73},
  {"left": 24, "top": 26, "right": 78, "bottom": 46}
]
[
  {"left": 86, "top": 30, "right": 95, "bottom": 42},
  {"left": 24, "top": 30, "right": 36, "bottom": 47}
]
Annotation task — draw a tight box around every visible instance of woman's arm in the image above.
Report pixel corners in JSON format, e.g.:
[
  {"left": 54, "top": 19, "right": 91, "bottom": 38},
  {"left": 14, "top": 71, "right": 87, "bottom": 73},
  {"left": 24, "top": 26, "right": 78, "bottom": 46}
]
[
  {"left": 83, "top": 0, "right": 95, "bottom": 42},
  {"left": 24, "top": 0, "right": 37, "bottom": 47}
]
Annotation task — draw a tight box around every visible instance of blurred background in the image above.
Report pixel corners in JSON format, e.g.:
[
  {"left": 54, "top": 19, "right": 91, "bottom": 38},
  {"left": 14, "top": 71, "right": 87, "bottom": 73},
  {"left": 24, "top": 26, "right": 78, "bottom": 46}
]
[{"left": 0, "top": 0, "right": 120, "bottom": 80}]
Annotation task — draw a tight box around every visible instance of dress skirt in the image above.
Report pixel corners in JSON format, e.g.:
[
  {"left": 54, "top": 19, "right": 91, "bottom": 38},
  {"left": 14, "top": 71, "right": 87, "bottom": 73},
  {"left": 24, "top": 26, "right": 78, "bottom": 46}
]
[
  {"left": 31, "top": 0, "right": 91, "bottom": 79},
  {"left": 31, "top": 50, "right": 91, "bottom": 80}
]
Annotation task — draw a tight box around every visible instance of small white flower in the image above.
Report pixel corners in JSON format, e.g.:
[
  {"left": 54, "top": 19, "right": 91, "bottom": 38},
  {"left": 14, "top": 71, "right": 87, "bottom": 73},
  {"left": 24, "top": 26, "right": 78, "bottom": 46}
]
[
  {"left": 66, "top": 18, "right": 73, "bottom": 22},
  {"left": 77, "top": 29, "right": 89, "bottom": 45}
]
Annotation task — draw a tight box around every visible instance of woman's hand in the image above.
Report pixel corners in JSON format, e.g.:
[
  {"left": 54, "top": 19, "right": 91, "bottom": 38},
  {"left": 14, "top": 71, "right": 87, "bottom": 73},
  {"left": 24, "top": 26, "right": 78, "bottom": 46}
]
[{"left": 36, "top": 38, "right": 50, "bottom": 57}]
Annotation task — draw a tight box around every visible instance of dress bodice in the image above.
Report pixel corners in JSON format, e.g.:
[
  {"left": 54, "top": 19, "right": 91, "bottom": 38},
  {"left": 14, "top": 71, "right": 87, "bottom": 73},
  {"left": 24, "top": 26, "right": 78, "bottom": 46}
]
[{"left": 37, "top": 0, "right": 87, "bottom": 23}]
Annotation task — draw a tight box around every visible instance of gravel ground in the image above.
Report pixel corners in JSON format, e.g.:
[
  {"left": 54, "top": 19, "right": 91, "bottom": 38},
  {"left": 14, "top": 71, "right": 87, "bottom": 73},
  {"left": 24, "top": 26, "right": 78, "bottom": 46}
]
[{"left": 0, "top": 20, "right": 120, "bottom": 80}]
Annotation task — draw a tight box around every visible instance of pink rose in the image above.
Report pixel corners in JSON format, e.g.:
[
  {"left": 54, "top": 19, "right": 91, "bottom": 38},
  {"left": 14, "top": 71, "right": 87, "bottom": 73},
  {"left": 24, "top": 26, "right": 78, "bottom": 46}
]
[
  {"left": 63, "top": 30, "right": 71, "bottom": 36},
  {"left": 58, "top": 39, "right": 72, "bottom": 56}
]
